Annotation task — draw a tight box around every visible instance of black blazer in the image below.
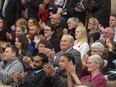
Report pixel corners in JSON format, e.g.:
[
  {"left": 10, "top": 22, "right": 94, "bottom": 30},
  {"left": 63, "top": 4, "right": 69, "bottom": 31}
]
[
  {"left": 19, "top": 70, "right": 51, "bottom": 87},
  {"left": 1, "top": 0, "right": 22, "bottom": 32}
]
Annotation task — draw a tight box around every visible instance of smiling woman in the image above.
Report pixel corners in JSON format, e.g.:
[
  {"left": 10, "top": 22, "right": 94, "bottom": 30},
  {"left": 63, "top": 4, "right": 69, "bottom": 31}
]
[{"left": 67, "top": 55, "right": 107, "bottom": 87}]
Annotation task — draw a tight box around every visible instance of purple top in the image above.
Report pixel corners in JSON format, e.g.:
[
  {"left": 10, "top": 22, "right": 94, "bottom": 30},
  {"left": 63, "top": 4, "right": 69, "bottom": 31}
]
[{"left": 81, "top": 72, "right": 107, "bottom": 87}]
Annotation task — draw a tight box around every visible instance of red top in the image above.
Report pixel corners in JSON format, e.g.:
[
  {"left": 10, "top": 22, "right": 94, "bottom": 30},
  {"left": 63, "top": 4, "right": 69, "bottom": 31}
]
[{"left": 81, "top": 72, "right": 107, "bottom": 87}]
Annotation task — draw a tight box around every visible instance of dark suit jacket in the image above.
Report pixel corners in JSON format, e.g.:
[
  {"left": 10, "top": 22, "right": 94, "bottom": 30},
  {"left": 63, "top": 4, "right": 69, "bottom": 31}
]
[
  {"left": 1, "top": 0, "right": 22, "bottom": 32},
  {"left": 84, "top": 0, "right": 111, "bottom": 28},
  {"left": 19, "top": 69, "right": 51, "bottom": 87},
  {"left": 28, "top": 0, "right": 43, "bottom": 19},
  {"left": 67, "top": 0, "right": 86, "bottom": 25},
  {"left": 53, "top": 48, "right": 82, "bottom": 76}
]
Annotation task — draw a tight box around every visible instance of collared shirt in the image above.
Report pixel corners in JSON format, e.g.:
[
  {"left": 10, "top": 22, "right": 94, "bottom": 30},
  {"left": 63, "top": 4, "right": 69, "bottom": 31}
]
[
  {"left": 81, "top": 72, "right": 107, "bottom": 87},
  {"left": 53, "top": 47, "right": 73, "bottom": 61},
  {"left": 35, "top": 69, "right": 44, "bottom": 74},
  {"left": 31, "top": 69, "right": 44, "bottom": 76}
]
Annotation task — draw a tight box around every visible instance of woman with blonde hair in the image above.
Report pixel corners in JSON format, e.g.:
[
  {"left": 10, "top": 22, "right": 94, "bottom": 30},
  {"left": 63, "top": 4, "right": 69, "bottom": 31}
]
[{"left": 73, "top": 26, "right": 89, "bottom": 59}]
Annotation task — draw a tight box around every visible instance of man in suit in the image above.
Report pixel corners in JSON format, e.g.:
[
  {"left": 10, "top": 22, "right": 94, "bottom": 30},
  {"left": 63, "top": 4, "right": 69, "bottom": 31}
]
[
  {"left": 1, "top": 0, "right": 22, "bottom": 32},
  {"left": 11, "top": 53, "right": 50, "bottom": 87},
  {"left": 0, "top": 45, "right": 24, "bottom": 86},
  {"left": 27, "top": 0, "right": 43, "bottom": 20},
  {"left": 53, "top": 34, "right": 82, "bottom": 76}
]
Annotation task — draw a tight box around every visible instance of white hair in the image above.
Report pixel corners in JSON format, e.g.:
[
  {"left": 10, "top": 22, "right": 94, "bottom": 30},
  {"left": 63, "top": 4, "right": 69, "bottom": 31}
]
[
  {"left": 89, "top": 55, "right": 103, "bottom": 69},
  {"left": 91, "top": 42, "right": 105, "bottom": 52}
]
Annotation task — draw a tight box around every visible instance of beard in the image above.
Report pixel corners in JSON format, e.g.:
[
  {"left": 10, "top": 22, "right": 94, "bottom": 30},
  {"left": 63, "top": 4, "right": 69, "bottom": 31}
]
[
  {"left": 32, "top": 65, "right": 43, "bottom": 70},
  {"left": 28, "top": 32, "right": 37, "bottom": 41}
]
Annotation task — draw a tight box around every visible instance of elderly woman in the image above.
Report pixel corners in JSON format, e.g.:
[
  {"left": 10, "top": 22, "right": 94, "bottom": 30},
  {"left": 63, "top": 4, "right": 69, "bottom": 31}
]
[
  {"left": 81, "top": 42, "right": 108, "bottom": 77},
  {"left": 90, "top": 42, "right": 105, "bottom": 56},
  {"left": 87, "top": 17, "right": 101, "bottom": 45},
  {"left": 63, "top": 17, "right": 80, "bottom": 39},
  {"left": 67, "top": 55, "right": 107, "bottom": 87}
]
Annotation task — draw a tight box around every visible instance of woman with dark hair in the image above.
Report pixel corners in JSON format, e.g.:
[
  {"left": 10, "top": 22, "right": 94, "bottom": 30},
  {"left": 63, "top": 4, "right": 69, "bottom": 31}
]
[
  {"left": 43, "top": 23, "right": 60, "bottom": 53},
  {"left": 15, "top": 34, "right": 29, "bottom": 56},
  {"left": 0, "top": 17, "right": 7, "bottom": 41},
  {"left": 15, "top": 34, "right": 32, "bottom": 71}
]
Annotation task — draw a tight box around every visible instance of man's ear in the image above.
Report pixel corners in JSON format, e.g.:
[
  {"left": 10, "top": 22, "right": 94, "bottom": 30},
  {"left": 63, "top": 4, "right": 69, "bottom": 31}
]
[{"left": 12, "top": 51, "right": 16, "bottom": 56}]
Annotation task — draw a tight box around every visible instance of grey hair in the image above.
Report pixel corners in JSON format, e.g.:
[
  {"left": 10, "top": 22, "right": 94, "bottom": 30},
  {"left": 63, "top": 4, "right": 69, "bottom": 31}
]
[
  {"left": 91, "top": 42, "right": 105, "bottom": 52},
  {"left": 89, "top": 55, "right": 103, "bottom": 69},
  {"left": 63, "top": 34, "right": 74, "bottom": 43},
  {"left": 67, "top": 17, "right": 79, "bottom": 27},
  {"left": 89, "top": 17, "right": 100, "bottom": 32}
]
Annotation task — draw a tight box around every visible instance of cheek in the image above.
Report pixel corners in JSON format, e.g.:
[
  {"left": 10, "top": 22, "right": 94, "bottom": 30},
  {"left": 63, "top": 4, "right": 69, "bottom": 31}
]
[
  {"left": 60, "top": 63, "right": 66, "bottom": 69},
  {"left": 15, "top": 43, "right": 21, "bottom": 48},
  {"left": 87, "top": 64, "right": 97, "bottom": 71},
  {"left": 44, "top": 32, "right": 49, "bottom": 35}
]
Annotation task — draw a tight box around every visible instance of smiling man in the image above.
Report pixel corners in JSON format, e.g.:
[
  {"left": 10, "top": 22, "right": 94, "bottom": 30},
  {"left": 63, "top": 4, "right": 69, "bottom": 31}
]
[{"left": 0, "top": 45, "right": 24, "bottom": 86}]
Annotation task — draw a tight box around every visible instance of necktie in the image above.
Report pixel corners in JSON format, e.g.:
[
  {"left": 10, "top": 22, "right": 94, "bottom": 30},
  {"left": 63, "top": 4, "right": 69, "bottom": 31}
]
[{"left": 2, "top": 0, "right": 9, "bottom": 17}]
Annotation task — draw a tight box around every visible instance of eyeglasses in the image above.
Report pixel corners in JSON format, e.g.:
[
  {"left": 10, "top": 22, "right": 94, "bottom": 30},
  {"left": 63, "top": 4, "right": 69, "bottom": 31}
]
[
  {"left": 86, "top": 62, "right": 94, "bottom": 65},
  {"left": 91, "top": 50, "right": 99, "bottom": 53},
  {"left": 43, "top": 29, "right": 51, "bottom": 31},
  {"left": 88, "top": 22, "right": 95, "bottom": 25}
]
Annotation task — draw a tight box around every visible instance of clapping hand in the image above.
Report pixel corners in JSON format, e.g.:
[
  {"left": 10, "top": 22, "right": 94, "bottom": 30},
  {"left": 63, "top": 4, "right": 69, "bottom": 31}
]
[
  {"left": 66, "top": 61, "right": 76, "bottom": 76},
  {"left": 43, "top": 64, "right": 55, "bottom": 77},
  {"left": 10, "top": 71, "right": 26, "bottom": 84}
]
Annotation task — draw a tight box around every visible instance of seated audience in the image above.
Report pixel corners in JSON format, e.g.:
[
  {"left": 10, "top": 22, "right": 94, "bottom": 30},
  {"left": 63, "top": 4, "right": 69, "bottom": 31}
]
[
  {"left": 11, "top": 53, "right": 50, "bottom": 87},
  {"left": 67, "top": 55, "right": 107, "bottom": 87},
  {"left": 44, "top": 34, "right": 82, "bottom": 76}
]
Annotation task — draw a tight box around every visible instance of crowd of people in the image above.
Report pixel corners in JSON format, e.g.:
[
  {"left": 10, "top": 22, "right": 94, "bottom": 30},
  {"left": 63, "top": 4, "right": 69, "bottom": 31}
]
[{"left": 0, "top": 0, "right": 116, "bottom": 87}]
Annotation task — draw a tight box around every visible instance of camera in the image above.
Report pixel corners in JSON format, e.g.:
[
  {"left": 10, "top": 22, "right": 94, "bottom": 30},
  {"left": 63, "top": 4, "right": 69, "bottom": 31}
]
[{"left": 76, "top": 0, "right": 85, "bottom": 9}]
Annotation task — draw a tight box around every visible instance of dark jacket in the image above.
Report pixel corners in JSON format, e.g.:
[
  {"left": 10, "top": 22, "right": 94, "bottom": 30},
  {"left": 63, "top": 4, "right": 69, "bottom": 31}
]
[
  {"left": 49, "top": 36, "right": 60, "bottom": 53},
  {"left": 84, "top": 0, "right": 111, "bottom": 28},
  {"left": 0, "top": 29, "right": 7, "bottom": 41},
  {"left": 50, "top": 69, "right": 68, "bottom": 87},
  {"left": 67, "top": 0, "right": 86, "bottom": 24},
  {"left": 19, "top": 69, "right": 50, "bottom": 87},
  {"left": 68, "top": 28, "right": 76, "bottom": 40},
  {"left": 27, "top": 0, "right": 43, "bottom": 19},
  {"left": 87, "top": 32, "right": 100, "bottom": 43},
  {"left": 1, "top": 0, "right": 22, "bottom": 32}
]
